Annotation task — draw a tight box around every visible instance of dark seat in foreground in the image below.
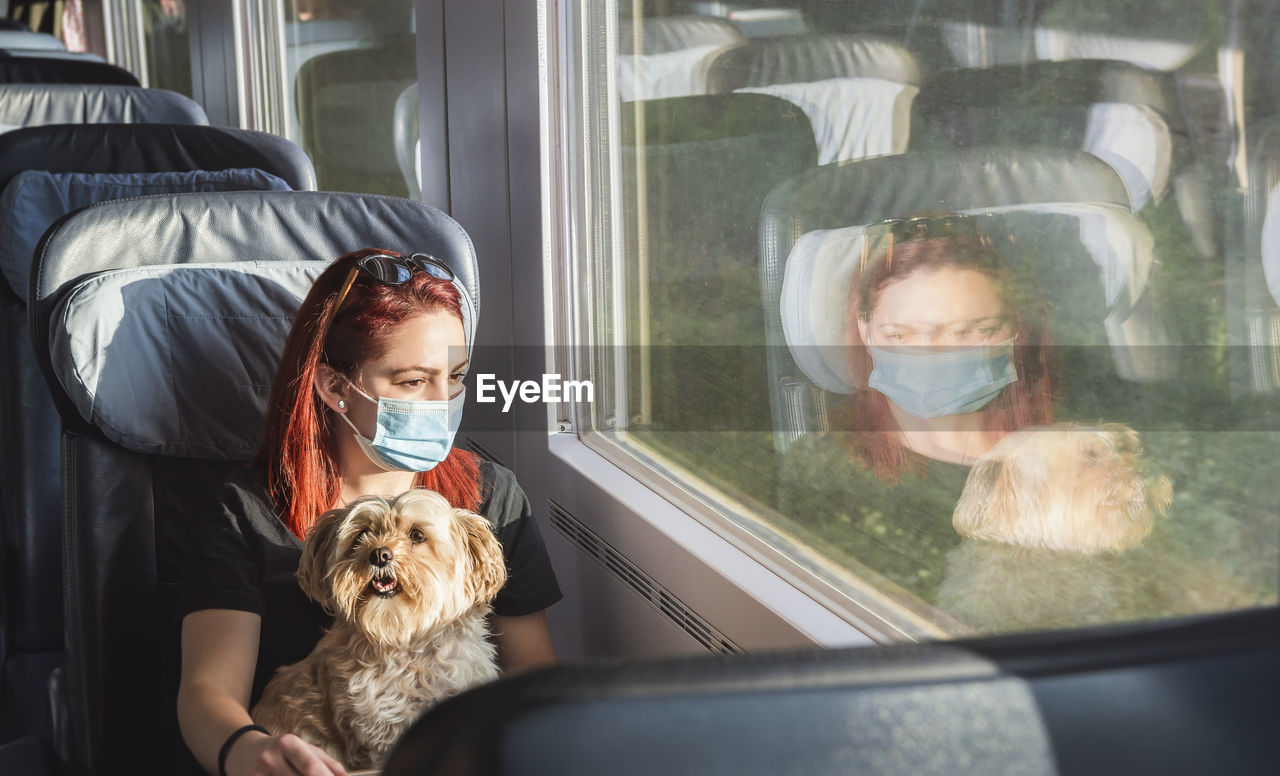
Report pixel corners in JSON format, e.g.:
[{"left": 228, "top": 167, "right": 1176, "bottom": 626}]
[{"left": 384, "top": 609, "right": 1280, "bottom": 776}]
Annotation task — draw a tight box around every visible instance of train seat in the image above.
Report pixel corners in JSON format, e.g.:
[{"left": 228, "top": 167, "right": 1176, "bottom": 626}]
[
  {"left": 0, "top": 49, "right": 105, "bottom": 63},
  {"left": 0, "top": 53, "right": 138, "bottom": 86},
  {"left": 28, "top": 190, "right": 480, "bottom": 776},
  {"left": 0, "top": 83, "right": 208, "bottom": 130},
  {"left": 909, "top": 61, "right": 1214, "bottom": 352},
  {"left": 1034, "top": 0, "right": 1206, "bottom": 72},
  {"left": 283, "top": 17, "right": 380, "bottom": 140},
  {"left": 380, "top": 610, "right": 1280, "bottom": 776},
  {"left": 616, "top": 16, "right": 743, "bottom": 102},
  {"left": 911, "top": 61, "right": 1180, "bottom": 212},
  {"left": 0, "top": 30, "right": 64, "bottom": 52},
  {"left": 295, "top": 36, "right": 416, "bottom": 196},
  {"left": 619, "top": 15, "right": 742, "bottom": 54},
  {"left": 618, "top": 93, "right": 815, "bottom": 440},
  {"left": 705, "top": 34, "right": 923, "bottom": 94},
  {"left": 1243, "top": 117, "right": 1280, "bottom": 394},
  {"left": 0, "top": 124, "right": 314, "bottom": 746},
  {"left": 705, "top": 35, "right": 921, "bottom": 166},
  {"left": 758, "top": 147, "right": 1170, "bottom": 451},
  {"left": 393, "top": 82, "right": 420, "bottom": 200}
]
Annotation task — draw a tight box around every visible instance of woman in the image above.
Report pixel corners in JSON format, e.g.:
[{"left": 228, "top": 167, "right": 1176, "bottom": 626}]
[
  {"left": 177, "top": 249, "right": 561, "bottom": 776},
  {"left": 780, "top": 216, "right": 1055, "bottom": 602}
]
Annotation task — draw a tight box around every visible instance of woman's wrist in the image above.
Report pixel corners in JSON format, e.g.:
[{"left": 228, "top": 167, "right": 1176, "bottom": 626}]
[{"left": 218, "top": 723, "right": 270, "bottom": 776}]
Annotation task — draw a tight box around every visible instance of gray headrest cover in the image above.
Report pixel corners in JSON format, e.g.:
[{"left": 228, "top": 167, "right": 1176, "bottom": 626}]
[
  {"left": 0, "top": 30, "right": 66, "bottom": 50},
  {"left": 51, "top": 262, "right": 326, "bottom": 459},
  {"left": 0, "top": 168, "right": 293, "bottom": 301},
  {"left": 0, "top": 84, "right": 208, "bottom": 126}
]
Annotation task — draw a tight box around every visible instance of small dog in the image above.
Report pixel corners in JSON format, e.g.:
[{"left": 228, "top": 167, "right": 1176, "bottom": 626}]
[
  {"left": 251, "top": 489, "right": 508, "bottom": 770},
  {"left": 938, "top": 424, "right": 1175, "bottom": 631},
  {"left": 951, "top": 423, "right": 1172, "bottom": 555}
]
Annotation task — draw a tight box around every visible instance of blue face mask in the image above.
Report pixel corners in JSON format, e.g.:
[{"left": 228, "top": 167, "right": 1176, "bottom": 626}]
[
  {"left": 867, "top": 340, "right": 1018, "bottom": 419},
  {"left": 340, "top": 382, "right": 465, "bottom": 472}
]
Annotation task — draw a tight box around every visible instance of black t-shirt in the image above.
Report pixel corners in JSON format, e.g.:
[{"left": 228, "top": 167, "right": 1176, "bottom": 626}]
[
  {"left": 179, "top": 460, "right": 562, "bottom": 703},
  {"left": 778, "top": 433, "right": 970, "bottom": 604}
]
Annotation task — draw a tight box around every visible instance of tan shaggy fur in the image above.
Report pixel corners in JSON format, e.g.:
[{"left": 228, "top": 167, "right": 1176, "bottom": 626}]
[
  {"left": 251, "top": 489, "right": 508, "bottom": 770},
  {"left": 939, "top": 424, "right": 1182, "bottom": 632},
  {"left": 951, "top": 423, "right": 1172, "bottom": 555}
]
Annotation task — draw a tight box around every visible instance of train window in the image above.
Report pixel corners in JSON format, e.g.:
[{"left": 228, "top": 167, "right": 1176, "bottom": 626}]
[
  {"left": 557, "top": 1, "right": 1279, "bottom": 637},
  {"left": 140, "top": 1, "right": 192, "bottom": 96},
  {"left": 285, "top": 0, "right": 418, "bottom": 196}
]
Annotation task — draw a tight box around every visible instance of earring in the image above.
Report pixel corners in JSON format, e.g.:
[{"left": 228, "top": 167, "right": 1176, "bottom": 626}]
[{"left": 337, "top": 400, "right": 346, "bottom": 410}]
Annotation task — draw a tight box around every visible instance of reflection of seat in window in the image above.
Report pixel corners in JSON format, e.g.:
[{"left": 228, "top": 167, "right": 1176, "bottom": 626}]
[
  {"left": 908, "top": 60, "right": 1223, "bottom": 354},
  {"left": 616, "top": 15, "right": 743, "bottom": 102},
  {"left": 763, "top": 147, "right": 1169, "bottom": 453},
  {"left": 1243, "top": 117, "right": 1280, "bottom": 394},
  {"left": 295, "top": 36, "right": 416, "bottom": 196},
  {"left": 1033, "top": 0, "right": 1207, "bottom": 72},
  {"left": 618, "top": 93, "right": 816, "bottom": 439},
  {"left": 911, "top": 61, "right": 1181, "bottom": 212},
  {"left": 705, "top": 34, "right": 922, "bottom": 165}
]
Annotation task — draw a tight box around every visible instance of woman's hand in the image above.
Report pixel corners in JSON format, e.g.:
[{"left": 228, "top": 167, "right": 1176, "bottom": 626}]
[{"left": 224, "top": 731, "right": 348, "bottom": 776}]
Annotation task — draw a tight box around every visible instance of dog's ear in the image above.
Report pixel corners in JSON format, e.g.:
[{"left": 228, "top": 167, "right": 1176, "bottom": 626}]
[
  {"left": 297, "top": 507, "right": 345, "bottom": 610},
  {"left": 952, "top": 457, "right": 1005, "bottom": 538},
  {"left": 453, "top": 509, "right": 508, "bottom": 603}
]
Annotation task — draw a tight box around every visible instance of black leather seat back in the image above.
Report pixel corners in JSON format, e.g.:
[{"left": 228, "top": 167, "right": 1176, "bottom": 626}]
[
  {"left": 31, "top": 191, "right": 479, "bottom": 776},
  {"left": 0, "top": 55, "right": 139, "bottom": 86},
  {"left": 384, "top": 610, "right": 1280, "bottom": 776}
]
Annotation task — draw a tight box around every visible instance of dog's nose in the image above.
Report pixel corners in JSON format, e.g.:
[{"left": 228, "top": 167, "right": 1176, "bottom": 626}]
[{"left": 370, "top": 547, "right": 393, "bottom": 567}]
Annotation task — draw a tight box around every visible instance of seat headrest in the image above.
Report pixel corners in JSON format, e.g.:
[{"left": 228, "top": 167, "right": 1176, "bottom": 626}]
[
  {"left": 737, "top": 77, "right": 916, "bottom": 165},
  {"left": 779, "top": 203, "right": 1155, "bottom": 393},
  {"left": 1261, "top": 183, "right": 1280, "bottom": 306},
  {"left": 0, "top": 84, "right": 208, "bottom": 126},
  {"left": 0, "top": 29, "right": 65, "bottom": 50},
  {"left": 31, "top": 191, "right": 480, "bottom": 430},
  {"left": 1035, "top": 0, "right": 1205, "bottom": 71},
  {"left": 0, "top": 123, "right": 316, "bottom": 192},
  {"left": 762, "top": 147, "right": 1131, "bottom": 240},
  {"left": 617, "top": 15, "right": 743, "bottom": 55},
  {"left": 50, "top": 262, "right": 324, "bottom": 458},
  {"left": 0, "top": 168, "right": 294, "bottom": 301},
  {"left": 0, "top": 56, "right": 138, "bottom": 86},
  {"left": 705, "top": 34, "right": 922, "bottom": 93}
]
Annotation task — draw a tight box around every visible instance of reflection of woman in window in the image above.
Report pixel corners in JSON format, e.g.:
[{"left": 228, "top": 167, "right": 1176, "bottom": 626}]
[
  {"left": 845, "top": 219, "right": 1054, "bottom": 476},
  {"left": 779, "top": 216, "right": 1055, "bottom": 604}
]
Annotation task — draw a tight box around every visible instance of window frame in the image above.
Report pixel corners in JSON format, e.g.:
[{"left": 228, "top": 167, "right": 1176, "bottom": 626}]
[{"left": 539, "top": 0, "right": 957, "bottom": 645}]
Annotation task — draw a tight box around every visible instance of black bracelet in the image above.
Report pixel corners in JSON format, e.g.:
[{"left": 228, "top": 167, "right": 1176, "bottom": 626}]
[{"left": 218, "top": 723, "right": 269, "bottom": 776}]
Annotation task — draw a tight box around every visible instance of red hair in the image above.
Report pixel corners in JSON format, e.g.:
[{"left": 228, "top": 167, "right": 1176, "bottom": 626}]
[
  {"left": 255, "top": 248, "right": 481, "bottom": 539},
  {"left": 843, "top": 235, "right": 1055, "bottom": 480}
]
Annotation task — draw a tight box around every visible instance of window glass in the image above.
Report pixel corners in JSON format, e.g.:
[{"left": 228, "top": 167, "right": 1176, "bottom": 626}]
[
  {"left": 570, "top": 0, "right": 1279, "bottom": 636},
  {"left": 284, "top": 0, "right": 418, "bottom": 197},
  {"left": 141, "top": 0, "right": 191, "bottom": 95}
]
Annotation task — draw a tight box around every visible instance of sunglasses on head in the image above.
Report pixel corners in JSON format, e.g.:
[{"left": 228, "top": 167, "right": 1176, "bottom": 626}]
[
  {"left": 861, "top": 213, "right": 996, "bottom": 268},
  {"left": 332, "top": 252, "right": 456, "bottom": 313}
]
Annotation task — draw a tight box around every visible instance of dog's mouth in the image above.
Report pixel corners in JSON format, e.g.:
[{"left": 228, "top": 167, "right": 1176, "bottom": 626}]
[{"left": 369, "top": 573, "right": 399, "bottom": 597}]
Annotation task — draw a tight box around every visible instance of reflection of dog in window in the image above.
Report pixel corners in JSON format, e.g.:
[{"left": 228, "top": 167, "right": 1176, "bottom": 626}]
[
  {"left": 938, "top": 424, "right": 1175, "bottom": 632},
  {"left": 251, "top": 490, "right": 508, "bottom": 770}
]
